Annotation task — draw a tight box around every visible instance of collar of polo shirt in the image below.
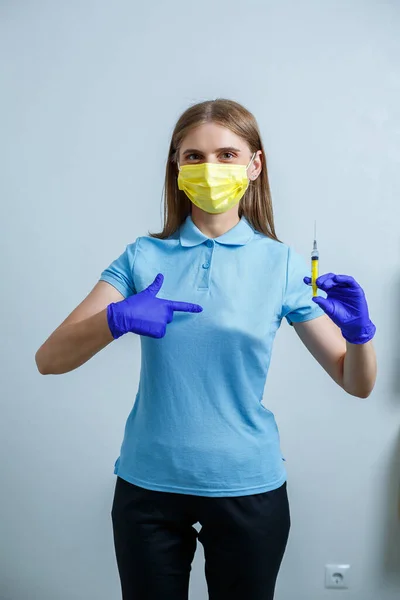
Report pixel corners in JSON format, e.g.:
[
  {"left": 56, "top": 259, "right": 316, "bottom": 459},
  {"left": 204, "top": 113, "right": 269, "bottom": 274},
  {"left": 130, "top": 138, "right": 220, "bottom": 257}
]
[{"left": 179, "top": 215, "right": 254, "bottom": 247}]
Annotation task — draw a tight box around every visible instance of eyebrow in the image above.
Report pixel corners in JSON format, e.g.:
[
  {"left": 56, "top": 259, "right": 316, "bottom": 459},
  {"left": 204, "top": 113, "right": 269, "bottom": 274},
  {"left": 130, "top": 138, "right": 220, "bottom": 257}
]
[{"left": 182, "top": 146, "right": 242, "bottom": 156}]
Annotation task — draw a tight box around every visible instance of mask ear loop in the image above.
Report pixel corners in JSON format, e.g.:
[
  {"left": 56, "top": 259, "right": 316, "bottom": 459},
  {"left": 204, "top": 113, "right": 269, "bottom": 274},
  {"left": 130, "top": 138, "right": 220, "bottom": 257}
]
[
  {"left": 247, "top": 152, "right": 257, "bottom": 180},
  {"left": 175, "top": 149, "right": 181, "bottom": 172}
]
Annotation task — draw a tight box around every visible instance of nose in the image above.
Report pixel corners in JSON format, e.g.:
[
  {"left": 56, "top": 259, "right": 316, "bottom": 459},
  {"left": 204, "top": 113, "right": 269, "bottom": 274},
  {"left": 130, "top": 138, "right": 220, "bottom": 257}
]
[{"left": 203, "top": 154, "right": 218, "bottom": 164}]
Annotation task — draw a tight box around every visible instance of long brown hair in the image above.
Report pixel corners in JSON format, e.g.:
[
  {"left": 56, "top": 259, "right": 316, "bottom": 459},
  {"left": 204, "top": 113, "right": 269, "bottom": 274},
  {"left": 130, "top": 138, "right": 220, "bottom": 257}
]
[{"left": 150, "top": 99, "right": 280, "bottom": 242}]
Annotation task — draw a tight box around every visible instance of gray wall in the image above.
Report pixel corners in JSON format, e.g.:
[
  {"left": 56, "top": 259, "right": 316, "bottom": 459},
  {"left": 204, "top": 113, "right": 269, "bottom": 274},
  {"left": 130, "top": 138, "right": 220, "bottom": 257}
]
[{"left": 1, "top": 1, "right": 399, "bottom": 599}]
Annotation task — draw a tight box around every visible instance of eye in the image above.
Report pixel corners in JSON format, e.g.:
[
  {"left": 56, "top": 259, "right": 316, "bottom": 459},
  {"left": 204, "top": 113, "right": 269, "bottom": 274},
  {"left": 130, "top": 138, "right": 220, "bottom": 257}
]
[
  {"left": 220, "top": 152, "right": 235, "bottom": 161},
  {"left": 187, "top": 153, "right": 202, "bottom": 161}
]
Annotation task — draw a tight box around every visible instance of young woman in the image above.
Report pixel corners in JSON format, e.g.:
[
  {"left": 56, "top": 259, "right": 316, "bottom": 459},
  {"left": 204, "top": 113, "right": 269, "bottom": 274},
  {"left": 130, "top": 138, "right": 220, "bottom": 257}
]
[{"left": 35, "top": 99, "right": 377, "bottom": 600}]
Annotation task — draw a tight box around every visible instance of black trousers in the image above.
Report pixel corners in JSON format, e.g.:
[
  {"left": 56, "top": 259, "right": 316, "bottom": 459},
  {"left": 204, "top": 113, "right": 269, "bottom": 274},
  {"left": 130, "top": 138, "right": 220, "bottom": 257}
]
[{"left": 111, "top": 476, "right": 290, "bottom": 600}]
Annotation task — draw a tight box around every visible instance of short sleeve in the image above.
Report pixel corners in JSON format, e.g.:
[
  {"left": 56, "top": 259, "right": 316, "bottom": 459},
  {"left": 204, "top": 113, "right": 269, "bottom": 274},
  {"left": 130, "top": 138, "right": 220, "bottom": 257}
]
[
  {"left": 281, "top": 246, "right": 325, "bottom": 325},
  {"left": 99, "top": 240, "right": 138, "bottom": 298}
]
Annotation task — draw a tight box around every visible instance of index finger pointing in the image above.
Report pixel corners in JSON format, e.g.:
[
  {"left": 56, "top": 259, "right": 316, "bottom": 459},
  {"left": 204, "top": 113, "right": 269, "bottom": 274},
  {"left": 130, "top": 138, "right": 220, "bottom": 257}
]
[{"left": 168, "top": 301, "right": 203, "bottom": 314}]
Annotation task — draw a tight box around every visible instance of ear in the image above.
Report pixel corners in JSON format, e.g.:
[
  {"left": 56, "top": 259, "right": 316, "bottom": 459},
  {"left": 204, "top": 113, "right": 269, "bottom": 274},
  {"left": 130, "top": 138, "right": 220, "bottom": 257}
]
[{"left": 249, "top": 150, "right": 262, "bottom": 181}]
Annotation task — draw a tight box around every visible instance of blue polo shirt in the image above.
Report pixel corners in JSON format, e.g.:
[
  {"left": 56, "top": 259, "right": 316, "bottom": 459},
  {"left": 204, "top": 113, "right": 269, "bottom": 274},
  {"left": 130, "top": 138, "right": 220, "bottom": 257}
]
[{"left": 100, "top": 216, "right": 324, "bottom": 497}]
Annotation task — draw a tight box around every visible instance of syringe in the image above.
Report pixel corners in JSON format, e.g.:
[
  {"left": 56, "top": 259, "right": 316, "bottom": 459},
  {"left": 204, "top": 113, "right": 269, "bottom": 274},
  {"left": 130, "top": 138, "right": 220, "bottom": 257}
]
[{"left": 311, "top": 221, "right": 319, "bottom": 298}]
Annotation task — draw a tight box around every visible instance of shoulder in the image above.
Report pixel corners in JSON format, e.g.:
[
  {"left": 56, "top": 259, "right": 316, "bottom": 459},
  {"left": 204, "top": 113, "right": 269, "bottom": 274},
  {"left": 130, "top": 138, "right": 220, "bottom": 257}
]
[
  {"left": 134, "top": 231, "right": 180, "bottom": 255},
  {"left": 253, "top": 232, "right": 306, "bottom": 263},
  {"left": 250, "top": 230, "right": 290, "bottom": 260},
  {"left": 249, "top": 232, "right": 310, "bottom": 282}
]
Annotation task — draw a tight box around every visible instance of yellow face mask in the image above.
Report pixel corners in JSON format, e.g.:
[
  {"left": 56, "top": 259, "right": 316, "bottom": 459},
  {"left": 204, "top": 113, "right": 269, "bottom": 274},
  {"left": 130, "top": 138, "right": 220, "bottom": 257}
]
[{"left": 177, "top": 154, "right": 256, "bottom": 214}]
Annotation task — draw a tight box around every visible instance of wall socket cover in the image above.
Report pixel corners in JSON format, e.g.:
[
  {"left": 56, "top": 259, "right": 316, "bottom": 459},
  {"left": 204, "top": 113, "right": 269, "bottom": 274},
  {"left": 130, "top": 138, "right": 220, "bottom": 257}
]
[{"left": 325, "top": 564, "right": 351, "bottom": 589}]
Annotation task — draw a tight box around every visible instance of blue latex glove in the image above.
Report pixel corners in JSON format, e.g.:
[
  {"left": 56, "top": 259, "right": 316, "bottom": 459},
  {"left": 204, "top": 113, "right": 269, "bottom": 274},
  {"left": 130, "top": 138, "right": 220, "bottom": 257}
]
[
  {"left": 303, "top": 273, "right": 376, "bottom": 344},
  {"left": 107, "top": 273, "right": 203, "bottom": 339}
]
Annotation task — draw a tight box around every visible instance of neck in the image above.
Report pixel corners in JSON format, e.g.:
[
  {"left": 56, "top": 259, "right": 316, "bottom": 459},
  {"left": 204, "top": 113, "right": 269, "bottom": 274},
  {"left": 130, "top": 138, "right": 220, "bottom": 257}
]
[{"left": 191, "top": 206, "right": 240, "bottom": 239}]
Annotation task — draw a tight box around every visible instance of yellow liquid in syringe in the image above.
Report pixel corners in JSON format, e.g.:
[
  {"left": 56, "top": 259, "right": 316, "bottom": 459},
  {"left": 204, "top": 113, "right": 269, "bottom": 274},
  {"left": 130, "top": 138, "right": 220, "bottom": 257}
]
[
  {"left": 311, "top": 255, "right": 319, "bottom": 297},
  {"left": 311, "top": 221, "right": 319, "bottom": 297}
]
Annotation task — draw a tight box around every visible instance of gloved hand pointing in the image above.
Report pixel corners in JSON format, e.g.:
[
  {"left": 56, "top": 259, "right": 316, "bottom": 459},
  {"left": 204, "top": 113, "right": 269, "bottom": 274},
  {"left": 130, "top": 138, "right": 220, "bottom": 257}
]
[
  {"left": 107, "top": 273, "right": 203, "bottom": 339},
  {"left": 304, "top": 273, "right": 376, "bottom": 344}
]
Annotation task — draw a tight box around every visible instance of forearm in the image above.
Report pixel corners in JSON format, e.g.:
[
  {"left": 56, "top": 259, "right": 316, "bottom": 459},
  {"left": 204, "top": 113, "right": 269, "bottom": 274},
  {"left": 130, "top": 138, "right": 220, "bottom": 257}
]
[
  {"left": 35, "top": 309, "right": 114, "bottom": 375},
  {"left": 341, "top": 339, "right": 377, "bottom": 398}
]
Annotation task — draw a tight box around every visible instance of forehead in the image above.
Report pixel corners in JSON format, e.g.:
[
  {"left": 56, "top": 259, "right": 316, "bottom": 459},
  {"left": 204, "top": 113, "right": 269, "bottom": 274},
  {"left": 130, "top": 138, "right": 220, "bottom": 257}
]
[{"left": 180, "top": 122, "right": 248, "bottom": 151}]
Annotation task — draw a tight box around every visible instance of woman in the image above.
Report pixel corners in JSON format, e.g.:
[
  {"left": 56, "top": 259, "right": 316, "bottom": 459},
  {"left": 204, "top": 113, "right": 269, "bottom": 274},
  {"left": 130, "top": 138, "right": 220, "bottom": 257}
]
[{"left": 35, "top": 99, "right": 377, "bottom": 600}]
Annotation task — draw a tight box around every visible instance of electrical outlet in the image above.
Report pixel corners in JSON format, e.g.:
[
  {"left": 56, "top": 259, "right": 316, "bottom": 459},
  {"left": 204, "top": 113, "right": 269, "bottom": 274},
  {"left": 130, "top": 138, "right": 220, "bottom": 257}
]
[{"left": 325, "top": 564, "right": 350, "bottom": 589}]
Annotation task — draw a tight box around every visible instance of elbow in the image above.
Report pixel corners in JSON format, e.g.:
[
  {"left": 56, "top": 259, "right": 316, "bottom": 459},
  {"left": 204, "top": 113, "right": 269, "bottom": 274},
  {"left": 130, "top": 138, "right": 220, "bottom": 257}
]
[
  {"left": 35, "top": 349, "right": 73, "bottom": 375},
  {"left": 355, "top": 389, "right": 373, "bottom": 399},
  {"left": 35, "top": 349, "right": 52, "bottom": 375},
  {"left": 37, "top": 365, "right": 51, "bottom": 376},
  {"left": 35, "top": 357, "right": 49, "bottom": 375},
  {"left": 341, "top": 371, "right": 377, "bottom": 399},
  {"left": 344, "top": 385, "right": 375, "bottom": 399}
]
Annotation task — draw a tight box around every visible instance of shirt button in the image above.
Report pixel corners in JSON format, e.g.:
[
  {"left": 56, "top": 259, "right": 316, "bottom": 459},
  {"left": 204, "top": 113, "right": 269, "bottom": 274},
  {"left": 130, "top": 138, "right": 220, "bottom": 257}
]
[
  {"left": 206, "top": 240, "right": 213, "bottom": 248},
  {"left": 202, "top": 262, "right": 210, "bottom": 269}
]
